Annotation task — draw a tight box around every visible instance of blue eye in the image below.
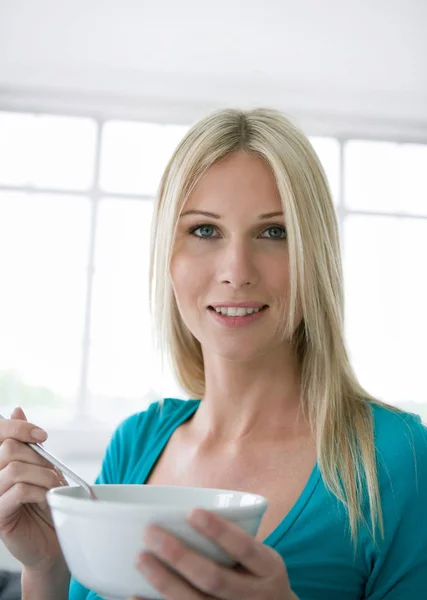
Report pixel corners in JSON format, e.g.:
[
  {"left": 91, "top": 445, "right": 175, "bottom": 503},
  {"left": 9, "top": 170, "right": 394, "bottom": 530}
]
[
  {"left": 190, "top": 225, "right": 218, "bottom": 238},
  {"left": 187, "top": 224, "right": 286, "bottom": 240},
  {"left": 261, "top": 226, "right": 287, "bottom": 240}
]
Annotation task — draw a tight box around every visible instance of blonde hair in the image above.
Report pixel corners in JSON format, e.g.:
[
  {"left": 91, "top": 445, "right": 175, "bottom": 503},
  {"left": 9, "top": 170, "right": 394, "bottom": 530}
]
[{"left": 150, "top": 107, "right": 393, "bottom": 544}]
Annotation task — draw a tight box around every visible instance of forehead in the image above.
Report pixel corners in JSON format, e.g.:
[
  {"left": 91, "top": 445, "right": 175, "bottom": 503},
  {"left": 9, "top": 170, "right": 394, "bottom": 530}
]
[{"left": 185, "top": 151, "right": 282, "bottom": 211}]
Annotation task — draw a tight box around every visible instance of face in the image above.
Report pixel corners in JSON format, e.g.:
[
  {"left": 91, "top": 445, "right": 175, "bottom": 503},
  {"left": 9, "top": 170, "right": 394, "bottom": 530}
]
[{"left": 171, "top": 151, "right": 297, "bottom": 363}]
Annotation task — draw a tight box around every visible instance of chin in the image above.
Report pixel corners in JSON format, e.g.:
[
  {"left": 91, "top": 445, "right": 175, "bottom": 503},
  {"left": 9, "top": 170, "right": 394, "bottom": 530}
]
[{"left": 209, "top": 340, "right": 272, "bottom": 364}]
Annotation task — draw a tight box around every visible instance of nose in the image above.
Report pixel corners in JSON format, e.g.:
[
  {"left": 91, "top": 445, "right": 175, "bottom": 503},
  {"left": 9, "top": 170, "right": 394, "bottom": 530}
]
[{"left": 217, "top": 238, "right": 259, "bottom": 289}]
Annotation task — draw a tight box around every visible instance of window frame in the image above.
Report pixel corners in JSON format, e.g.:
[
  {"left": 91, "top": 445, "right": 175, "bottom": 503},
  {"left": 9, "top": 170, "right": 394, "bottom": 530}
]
[{"left": 1, "top": 99, "right": 426, "bottom": 459}]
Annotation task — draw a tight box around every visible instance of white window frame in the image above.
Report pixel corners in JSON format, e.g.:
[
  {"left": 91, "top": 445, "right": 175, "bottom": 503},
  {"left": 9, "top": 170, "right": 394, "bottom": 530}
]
[{"left": 1, "top": 90, "right": 427, "bottom": 461}]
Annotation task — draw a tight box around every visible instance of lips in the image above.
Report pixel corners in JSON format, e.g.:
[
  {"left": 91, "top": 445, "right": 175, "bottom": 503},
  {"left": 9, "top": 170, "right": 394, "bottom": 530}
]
[
  {"left": 208, "top": 305, "right": 268, "bottom": 311},
  {"left": 207, "top": 304, "right": 268, "bottom": 328},
  {"left": 208, "top": 302, "right": 268, "bottom": 309},
  {"left": 208, "top": 305, "right": 268, "bottom": 316}
]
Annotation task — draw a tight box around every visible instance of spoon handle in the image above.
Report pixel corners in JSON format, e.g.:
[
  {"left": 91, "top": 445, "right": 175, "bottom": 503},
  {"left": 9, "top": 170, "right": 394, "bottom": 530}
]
[
  {"left": 0, "top": 413, "right": 97, "bottom": 500},
  {"left": 28, "top": 440, "right": 98, "bottom": 499}
]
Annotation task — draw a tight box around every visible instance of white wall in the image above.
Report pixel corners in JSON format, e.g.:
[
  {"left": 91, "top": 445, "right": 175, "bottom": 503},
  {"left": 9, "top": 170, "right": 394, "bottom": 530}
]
[{"left": 0, "top": 0, "right": 426, "bottom": 129}]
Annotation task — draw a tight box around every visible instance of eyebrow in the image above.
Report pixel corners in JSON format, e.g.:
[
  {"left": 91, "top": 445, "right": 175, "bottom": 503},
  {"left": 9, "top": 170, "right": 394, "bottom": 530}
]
[{"left": 180, "top": 209, "right": 284, "bottom": 220}]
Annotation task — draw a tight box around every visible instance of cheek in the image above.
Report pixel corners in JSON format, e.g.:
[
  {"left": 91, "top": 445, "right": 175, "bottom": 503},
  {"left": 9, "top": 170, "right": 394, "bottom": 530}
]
[
  {"left": 261, "top": 253, "right": 290, "bottom": 290},
  {"left": 170, "top": 254, "right": 211, "bottom": 340},
  {"left": 170, "top": 252, "right": 209, "bottom": 310}
]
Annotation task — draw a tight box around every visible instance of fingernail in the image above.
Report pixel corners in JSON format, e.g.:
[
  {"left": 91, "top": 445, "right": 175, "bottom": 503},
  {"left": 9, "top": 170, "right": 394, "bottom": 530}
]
[
  {"left": 144, "top": 531, "right": 166, "bottom": 552},
  {"left": 136, "top": 551, "right": 158, "bottom": 578},
  {"left": 137, "top": 556, "right": 154, "bottom": 576},
  {"left": 31, "top": 427, "right": 48, "bottom": 441},
  {"left": 189, "top": 509, "right": 210, "bottom": 528}
]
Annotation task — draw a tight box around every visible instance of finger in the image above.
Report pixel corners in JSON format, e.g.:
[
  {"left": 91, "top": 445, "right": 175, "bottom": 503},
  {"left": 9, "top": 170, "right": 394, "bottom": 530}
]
[
  {"left": 0, "top": 412, "right": 48, "bottom": 444},
  {"left": 0, "top": 482, "right": 54, "bottom": 522},
  {"left": 136, "top": 552, "right": 213, "bottom": 600},
  {"left": 0, "top": 461, "right": 64, "bottom": 498},
  {"left": 10, "top": 407, "right": 27, "bottom": 421},
  {"left": 53, "top": 466, "right": 69, "bottom": 487},
  {"left": 0, "top": 438, "right": 54, "bottom": 472},
  {"left": 142, "top": 526, "right": 255, "bottom": 599},
  {"left": 187, "top": 509, "right": 281, "bottom": 577}
]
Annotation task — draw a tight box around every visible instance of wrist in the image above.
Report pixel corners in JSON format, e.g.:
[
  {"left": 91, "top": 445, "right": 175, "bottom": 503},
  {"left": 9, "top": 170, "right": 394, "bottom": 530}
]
[
  {"left": 22, "top": 557, "right": 70, "bottom": 600},
  {"left": 24, "top": 551, "right": 69, "bottom": 578}
]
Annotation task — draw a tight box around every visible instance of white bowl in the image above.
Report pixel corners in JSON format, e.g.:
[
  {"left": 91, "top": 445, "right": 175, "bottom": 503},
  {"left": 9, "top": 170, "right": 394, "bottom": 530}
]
[{"left": 47, "top": 484, "right": 268, "bottom": 600}]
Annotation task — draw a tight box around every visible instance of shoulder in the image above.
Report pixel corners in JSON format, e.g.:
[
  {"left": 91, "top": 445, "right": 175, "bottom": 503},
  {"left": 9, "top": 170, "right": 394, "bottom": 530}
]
[
  {"left": 369, "top": 402, "right": 427, "bottom": 498},
  {"left": 370, "top": 402, "right": 427, "bottom": 466},
  {"left": 97, "top": 398, "right": 200, "bottom": 484},
  {"left": 363, "top": 404, "right": 427, "bottom": 594},
  {"left": 112, "top": 397, "right": 200, "bottom": 446}
]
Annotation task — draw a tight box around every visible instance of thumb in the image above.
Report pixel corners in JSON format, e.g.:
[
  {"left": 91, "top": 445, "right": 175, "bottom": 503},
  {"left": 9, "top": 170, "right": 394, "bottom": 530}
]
[{"left": 10, "top": 406, "right": 28, "bottom": 421}]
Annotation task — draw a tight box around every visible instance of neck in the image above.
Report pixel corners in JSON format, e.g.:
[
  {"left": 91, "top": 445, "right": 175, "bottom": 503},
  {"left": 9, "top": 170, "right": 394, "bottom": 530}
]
[{"left": 189, "top": 343, "right": 307, "bottom": 444}]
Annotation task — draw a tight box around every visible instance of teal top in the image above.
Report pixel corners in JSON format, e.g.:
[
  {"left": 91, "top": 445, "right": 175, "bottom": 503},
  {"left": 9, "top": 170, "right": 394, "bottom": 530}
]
[{"left": 69, "top": 399, "right": 427, "bottom": 600}]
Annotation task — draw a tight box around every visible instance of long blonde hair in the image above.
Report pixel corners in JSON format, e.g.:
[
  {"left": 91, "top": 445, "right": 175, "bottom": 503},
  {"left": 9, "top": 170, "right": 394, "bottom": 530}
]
[{"left": 150, "top": 107, "right": 392, "bottom": 544}]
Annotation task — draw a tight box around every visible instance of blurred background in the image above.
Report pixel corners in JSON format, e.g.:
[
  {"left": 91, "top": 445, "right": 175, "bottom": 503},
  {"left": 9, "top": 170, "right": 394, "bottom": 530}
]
[{"left": 0, "top": 0, "right": 426, "bottom": 570}]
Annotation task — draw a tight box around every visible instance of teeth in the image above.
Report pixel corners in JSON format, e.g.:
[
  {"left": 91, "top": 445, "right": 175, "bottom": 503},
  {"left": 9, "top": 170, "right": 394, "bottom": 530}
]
[{"left": 214, "top": 307, "right": 262, "bottom": 317}]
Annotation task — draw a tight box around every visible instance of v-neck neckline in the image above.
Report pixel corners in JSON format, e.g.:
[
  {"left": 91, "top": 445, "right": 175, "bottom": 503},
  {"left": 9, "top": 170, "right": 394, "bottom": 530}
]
[{"left": 139, "top": 399, "right": 320, "bottom": 546}]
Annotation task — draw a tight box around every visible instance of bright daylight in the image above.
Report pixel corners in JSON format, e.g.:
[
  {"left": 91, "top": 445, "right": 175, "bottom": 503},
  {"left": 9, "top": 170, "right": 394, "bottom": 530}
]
[{"left": 0, "top": 1, "right": 426, "bottom": 599}]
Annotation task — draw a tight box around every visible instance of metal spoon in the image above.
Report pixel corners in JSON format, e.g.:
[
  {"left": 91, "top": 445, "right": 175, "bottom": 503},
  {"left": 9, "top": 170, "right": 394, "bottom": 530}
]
[{"left": 0, "top": 413, "right": 98, "bottom": 500}]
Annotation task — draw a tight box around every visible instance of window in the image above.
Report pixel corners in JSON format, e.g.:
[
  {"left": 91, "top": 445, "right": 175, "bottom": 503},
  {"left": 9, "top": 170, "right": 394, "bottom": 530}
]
[
  {"left": 0, "top": 191, "right": 90, "bottom": 418},
  {"left": 88, "top": 197, "right": 158, "bottom": 423},
  {"left": 0, "top": 113, "right": 188, "bottom": 429},
  {"left": 344, "top": 141, "right": 427, "bottom": 215},
  {"left": 343, "top": 140, "right": 427, "bottom": 420},
  {"left": 0, "top": 111, "right": 425, "bottom": 432},
  {"left": 100, "top": 121, "right": 187, "bottom": 195},
  {"left": 0, "top": 112, "right": 96, "bottom": 189},
  {"left": 309, "top": 136, "right": 340, "bottom": 203},
  {"left": 344, "top": 216, "right": 427, "bottom": 408}
]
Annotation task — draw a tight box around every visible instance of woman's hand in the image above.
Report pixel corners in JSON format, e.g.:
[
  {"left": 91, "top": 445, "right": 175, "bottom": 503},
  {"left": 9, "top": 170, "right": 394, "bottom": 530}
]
[
  {"left": 0, "top": 407, "right": 68, "bottom": 572},
  {"left": 133, "top": 508, "right": 298, "bottom": 600}
]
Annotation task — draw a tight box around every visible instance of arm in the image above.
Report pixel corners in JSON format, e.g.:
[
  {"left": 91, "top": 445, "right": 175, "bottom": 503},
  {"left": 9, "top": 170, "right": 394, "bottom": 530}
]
[
  {"left": 21, "top": 559, "right": 70, "bottom": 600},
  {"left": 365, "top": 415, "right": 427, "bottom": 599}
]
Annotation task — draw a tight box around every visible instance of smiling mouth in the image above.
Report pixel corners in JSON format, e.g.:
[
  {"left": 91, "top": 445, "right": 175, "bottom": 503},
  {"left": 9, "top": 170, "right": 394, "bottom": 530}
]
[{"left": 208, "top": 305, "right": 268, "bottom": 317}]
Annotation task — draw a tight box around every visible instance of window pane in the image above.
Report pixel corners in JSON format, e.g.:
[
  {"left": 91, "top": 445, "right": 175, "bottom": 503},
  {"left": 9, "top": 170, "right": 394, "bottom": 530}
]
[
  {"left": 344, "top": 141, "right": 427, "bottom": 215},
  {"left": 0, "top": 192, "right": 91, "bottom": 419},
  {"left": 309, "top": 137, "right": 340, "bottom": 204},
  {"left": 344, "top": 215, "right": 427, "bottom": 421},
  {"left": 99, "top": 121, "right": 188, "bottom": 195},
  {"left": 0, "top": 112, "right": 34, "bottom": 186},
  {"left": 0, "top": 113, "right": 97, "bottom": 191},
  {"left": 31, "top": 115, "right": 97, "bottom": 190},
  {"left": 88, "top": 197, "right": 184, "bottom": 425},
  {"left": 400, "top": 144, "right": 427, "bottom": 215},
  {"left": 345, "top": 141, "right": 399, "bottom": 212}
]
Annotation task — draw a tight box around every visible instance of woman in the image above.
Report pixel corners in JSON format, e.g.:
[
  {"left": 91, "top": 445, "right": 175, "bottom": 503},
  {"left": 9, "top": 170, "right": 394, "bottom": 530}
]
[{"left": 0, "top": 108, "right": 426, "bottom": 600}]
